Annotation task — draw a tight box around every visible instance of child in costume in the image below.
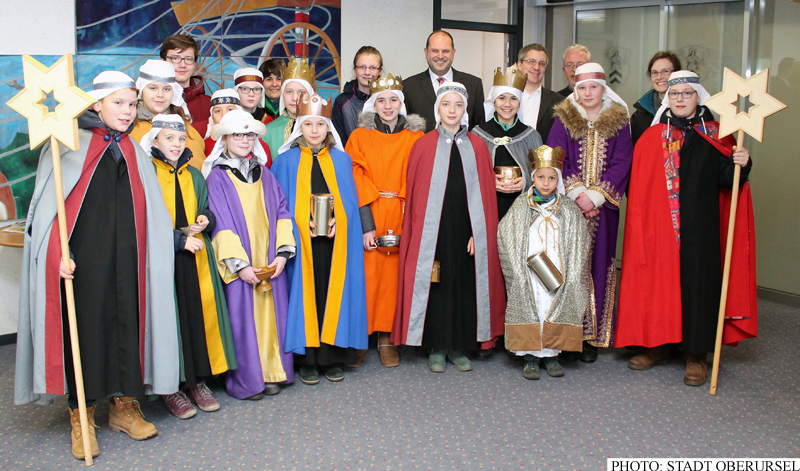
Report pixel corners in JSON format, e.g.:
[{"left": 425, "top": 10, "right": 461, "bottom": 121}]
[
  {"left": 391, "top": 82, "right": 506, "bottom": 374},
  {"left": 205, "top": 110, "right": 297, "bottom": 400},
  {"left": 271, "top": 94, "right": 368, "bottom": 385},
  {"left": 15, "top": 71, "right": 178, "bottom": 460},
  {"left": 139, "top": 114, "right": 236, "bottom": 418},
  {"left": 263, "top": 57, "right": 316, "bottom": 159},
  {"left": 130, "top": 59, "right": 206, "bottom": 170},
  {"left": 473, "top": 67, "right": 543, "bottom": 221},
  {"left": 497, "top": 145, "right": 591, "bottom": 380},
  {"left": 345, "top": 73, "right": 426, "bottom": 367},
  {"left": 202, "top": 89, "right": 271, "bottom": 169}
]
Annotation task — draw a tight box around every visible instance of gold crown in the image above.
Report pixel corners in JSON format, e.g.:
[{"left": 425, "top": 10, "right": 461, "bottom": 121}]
[
  {"left": 369, "top": 73, "right": 403, "bottom": 94},
  {"left": 281, "top": 56, "right": 317, "bottom": 91},
  {"left": 297, "top": 94, "right": 332, "bottom": 119},
  {"left": 528, "top": 145, "right": 564, "bottom": 170},
  {"left": 492, "top": 67, "right": 526, "bottom": 91}
]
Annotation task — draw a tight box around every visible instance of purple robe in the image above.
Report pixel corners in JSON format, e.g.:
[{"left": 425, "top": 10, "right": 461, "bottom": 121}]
[
  {"left": 547, "top": 100, "right": 633, "bottom": 347},
  {"left": 207, "top": 166, "right": 295, "bottom": 399}
]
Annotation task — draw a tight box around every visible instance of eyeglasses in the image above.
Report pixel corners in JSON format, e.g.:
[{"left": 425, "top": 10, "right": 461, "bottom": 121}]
[
  {"left": 563, "top": 62, "right": 586, "bottom": 70},
  {"left": 521, "top": 59, "right": 548, "bottom": 68},
  {"left": 668, "top": 90, "right": 697, "bottom": 99},
  {"left": 650, "top": 68, "right": 674, "bottom": 78},
  {"left": 355, "top": 65, "right": 381, "bottom": 72},
  {"left": 238, "top": 86, "right": 262, "bottom": 95},
  {"left": 231, "top": 133, "right": 257, "bottom": 141},
  {"left": 165, "top": 56, "right": 196, "bottom": 65}
]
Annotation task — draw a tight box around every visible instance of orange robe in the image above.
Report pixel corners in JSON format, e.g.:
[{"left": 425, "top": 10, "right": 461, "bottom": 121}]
[{"left": 345, "top": 118, "right": 424, "bottom": 334}]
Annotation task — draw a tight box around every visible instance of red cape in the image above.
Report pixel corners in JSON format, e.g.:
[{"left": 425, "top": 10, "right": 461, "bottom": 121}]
[
  {"left": 615, "top": 124, "right": 757, "bottom": 348},
  {"left": 391, "top": 130, "right": 506, "bottom": 349}
]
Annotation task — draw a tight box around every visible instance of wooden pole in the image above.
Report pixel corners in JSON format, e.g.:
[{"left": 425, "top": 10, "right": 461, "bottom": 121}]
[
  {"left": 709, "top": 129, "right": 744, "bottom": 396},
  {"left": 50, "top": 137, "right": 93, "bottom": 466}
]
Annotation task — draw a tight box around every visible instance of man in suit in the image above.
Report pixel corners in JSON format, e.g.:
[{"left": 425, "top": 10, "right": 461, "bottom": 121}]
[
  {"left": 516, "top": 43, "right": 564, "bottom": 142},
  {"left": 404, "top": 30, "right": 485, "bottom": 132},
  {"left": 557, "top": 44, "right": 591, "bottom": 97}
]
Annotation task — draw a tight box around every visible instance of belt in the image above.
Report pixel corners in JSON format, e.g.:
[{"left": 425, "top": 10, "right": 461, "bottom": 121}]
[{"left": 379, "top": 191, "right": 399, "bottom": 199}]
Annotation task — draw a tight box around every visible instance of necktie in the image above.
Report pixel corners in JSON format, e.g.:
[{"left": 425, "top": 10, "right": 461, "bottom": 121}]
[{"left": 437, "top": 77, "right": 445, "bottom": 86}]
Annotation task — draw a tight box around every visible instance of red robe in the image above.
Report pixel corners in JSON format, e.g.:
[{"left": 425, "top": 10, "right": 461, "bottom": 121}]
[
  {"left": 391, "top": 130, "right": 506, "bottom": 349},
  {"left": 615, "top": 124, "right": 757, "bottom": 348}
]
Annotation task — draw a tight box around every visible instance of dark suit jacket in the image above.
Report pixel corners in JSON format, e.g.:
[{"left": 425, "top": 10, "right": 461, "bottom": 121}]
[
  {"left": 404, "top": 68, "right": 485, "bottom": 132},
  {"left": 556, "top": 85, "right": 572, "bottom": 98},
  {"left": 535, "top": 87, "right": 566, "bottom": 143}
]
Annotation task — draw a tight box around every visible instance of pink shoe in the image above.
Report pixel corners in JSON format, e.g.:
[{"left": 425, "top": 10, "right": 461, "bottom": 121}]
[
  {"left": 162, "top": 391, "right": 197, "bottom": 419},
  {"left": 188, "top": 381, "right": 220, "bottom": 412}
]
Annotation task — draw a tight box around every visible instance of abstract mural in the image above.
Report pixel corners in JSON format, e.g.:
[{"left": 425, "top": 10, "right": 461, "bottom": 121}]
[{"left": 0, "top": 0, "right": 341, "bottom": 220}]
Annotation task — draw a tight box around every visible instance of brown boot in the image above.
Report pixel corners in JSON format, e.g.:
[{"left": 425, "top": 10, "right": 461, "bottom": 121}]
[
  {"left": 378, "top": 332, "right": 400, "bottom": 367},
  {"left": 684, "top": 353, "right": 709, "bottom": 386},
  {"left": 108, "top": 397, "right": 157, "bottom": 440},
  {"left": 627, "top": 346, "right": 669, "bottom": 370},
  {"left": 69, "top": 405, "right": 99, "bottom": 460},
  {"left": 346, "top": 349, "right": 367, "bottom": 368}
]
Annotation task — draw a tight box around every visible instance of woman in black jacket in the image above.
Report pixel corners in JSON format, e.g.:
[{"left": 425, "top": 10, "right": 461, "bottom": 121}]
[{"left": 630, "top": 52, "right": 682, "bottom": 145}]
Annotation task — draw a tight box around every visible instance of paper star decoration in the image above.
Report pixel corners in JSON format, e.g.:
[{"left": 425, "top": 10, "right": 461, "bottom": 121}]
[
  {"left": 6, "top": 55, "right": 96, "bottom": 151},
  {"left": 703, "top": 67, "right": 787, "bottom": 142}
]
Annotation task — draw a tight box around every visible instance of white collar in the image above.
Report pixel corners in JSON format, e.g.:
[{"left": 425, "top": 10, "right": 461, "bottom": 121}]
[{"left": 429, "top": 68, "right": 454, "bottom": 85}]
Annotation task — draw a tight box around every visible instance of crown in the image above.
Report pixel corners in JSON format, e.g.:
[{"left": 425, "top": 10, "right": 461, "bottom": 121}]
[
  {"left": 369, "top": 73, "right": 403, "bottom": 94},
  {"left": 493, "top": 67, "right": 526, "bottom": 91},
  {"left": 297, "top": 94, "right": 332, "bottom": 119},
  {"left": 528, "top": 145, "right": 564, "bottom": 170},
  {"left": 281, "top": 57, "right": 317, "bottom": 91}
]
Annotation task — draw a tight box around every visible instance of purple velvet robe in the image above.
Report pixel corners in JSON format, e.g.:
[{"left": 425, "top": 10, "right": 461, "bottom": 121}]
[
  {"left": 546, "top": 101, "right": 633, "bottom": 348},
  {"left": 206, "top": 166, "right": 295, "bottom": 399}
]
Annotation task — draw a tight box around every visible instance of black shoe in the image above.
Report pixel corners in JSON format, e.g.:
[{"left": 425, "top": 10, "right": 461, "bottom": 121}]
[
  {"left": 540, "top": 356, "right": 565, "bottom": 377},
  {"left": 559, "top": 351, "right": 580, "bottom": 361},
  {"left": 324, "top": 366, "right": 344, "bottom": 382},
  {"left": 580, "top": 341, "right": 598, "bottom": 363},
  {"left": 247, "top": 392, "right": 265, "bottom": 401},
  {"left": 299, "top": 365, "right": 320, "bottom": 385},
  {"left": 476, "top": 348, "right": 493, "bottom": 360},
  {"left": 264, "top": 383, "right": 280, "bottom": 395},
  {"left": 522, "top": 355, "right": 540, "bottom": 380}
]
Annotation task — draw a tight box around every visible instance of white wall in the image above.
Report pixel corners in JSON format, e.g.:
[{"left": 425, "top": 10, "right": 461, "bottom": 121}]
[
  {"left": 2, "top": 0, "right": 76, "bottom": 55},
  {"left": 341, "top": 0, "right": 433, "bottom": 88}
]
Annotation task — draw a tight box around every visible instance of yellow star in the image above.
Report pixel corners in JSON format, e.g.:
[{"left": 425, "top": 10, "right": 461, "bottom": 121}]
[
  {"left": 6, "top": 55, "right": 96, "bottom": 151},
  {"left": 703, "top": 67, "right": 787, "bottom": 142}
]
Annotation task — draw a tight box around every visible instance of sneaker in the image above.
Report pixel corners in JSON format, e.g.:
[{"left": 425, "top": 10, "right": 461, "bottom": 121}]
[
  {"left": 299, "top": 365, "right": 320, "bottom": 385},
  {"left": 162, "top": 391, "right": 197, "bottom": 419},
  {"left": 188, "top": 381, "right": 220, "bottom": 412}
]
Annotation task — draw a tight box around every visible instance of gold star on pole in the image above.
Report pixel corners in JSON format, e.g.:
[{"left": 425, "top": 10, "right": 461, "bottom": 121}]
[
  {"left": 6, "top": 54, "right": 96, "bottom": 151},
  {"left": 703, "top": 67, "right": 787, "bottom": 142}
]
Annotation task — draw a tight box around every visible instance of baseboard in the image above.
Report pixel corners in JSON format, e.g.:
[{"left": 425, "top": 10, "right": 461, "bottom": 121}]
[
  {"left": 758, "top": 287, "right": 800, "bottom": 308},
  {"left": 0, "top": 333, "right": 17, "bottom": 346}
]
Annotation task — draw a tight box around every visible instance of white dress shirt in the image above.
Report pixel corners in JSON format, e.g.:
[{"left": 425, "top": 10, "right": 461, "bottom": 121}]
[
  {"left": 520, "top": 86, "right": 542, "bottom": 130},
  {"left": 429, "top": 68, "right": 454, "bottom": 91}
]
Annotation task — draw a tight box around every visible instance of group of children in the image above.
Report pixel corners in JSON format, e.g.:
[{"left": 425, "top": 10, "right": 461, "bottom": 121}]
[{"left": 14, "top": 36, "right": 758, "bottom": 462}]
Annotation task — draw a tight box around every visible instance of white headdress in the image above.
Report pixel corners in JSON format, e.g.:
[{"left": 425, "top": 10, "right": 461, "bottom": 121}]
[
  {"left": 205, "top": 88, "right": 243, "bottom": 139},
  {"left": 651, "top": 71, "right": 712, "bottom": 126},
  {"left": 202, "top": 109, "right": 269, "bottom": 177},
  {"left": 136, "top": 59, "right": 190, "bottom": 117},
  {"left": 138, "top": 114, "right": 187, "bottom": 156},
  {"left": 278, "top": 94, "right": 344, "bottom": 155},
  {"left": 433, "top": 82, "right": 469, "bottom": 128},
  {"left": 233, "top": 67, "right": 265, "bottom": 109},
  {"left": 87, "top": 71, "right": 136, "bottom": 101},
  {"left": 569, "top": 62, "right": 629, "bottom": 116}
]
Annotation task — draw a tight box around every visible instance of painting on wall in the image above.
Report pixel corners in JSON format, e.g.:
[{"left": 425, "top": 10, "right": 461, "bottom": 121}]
[{"left": 0, "top": 0, "right": 341, "bottom": 221}]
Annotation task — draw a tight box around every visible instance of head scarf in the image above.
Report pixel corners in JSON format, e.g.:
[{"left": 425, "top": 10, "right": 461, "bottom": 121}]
[
  {"left": 86, "top": 71, "right": 136, "bottom": 101},
  {"left": 138, "top": 114, "right": 187, "bottom": 155},
  {"left": 433, "top": 82, "right": 469, "bottom": 128},
  {"left": 233, "top": 67, "right": 265, "bottom": 109},
  {"left": 202, "top": 109, "right": 269, "bottom": 177},
  {"left": 483, "top": 86, "right": 523, "bottom": 122},
  {"left": 205, "top": 88, "right": 243, "bottom": 138},
  {"left": 569, "top": 62, "right": 629, "bottom": 116},
  {"left": 278, "top": 94, "right": 345, "bottom": 155},
  {"left": 136, "top": 59, "right": 189, "bottom": 117},
  {"left": 531, "top": 167, "right": 565, "bottom": 196},
  {"left": 363, "top": 89, "right": 407, "bottom": 116},
  {"left": 651, "top": 71, "right": 712, "bottom": 126}
]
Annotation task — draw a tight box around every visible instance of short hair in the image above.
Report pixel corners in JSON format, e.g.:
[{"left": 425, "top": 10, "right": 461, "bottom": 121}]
[
  {"left": 259, "top": 59, "right": 284, "bottom": 79},
  {"left": 646, "top": 51, "right": 682, "bottom": 75},
  {"left": 426, "top": 30, "right": 455, "bottom": 50},
  {"left": 518, "top": 43, "right": 548, "bottom": 63},
  {"left": 562, "top": 44, "right": 591, "bottom": 64},
  {"left": 353, "top": 46, "right": 383, "bottom": 69},
  {"left": 160, "top": 34, "right": 199, "bottom": 61}
]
